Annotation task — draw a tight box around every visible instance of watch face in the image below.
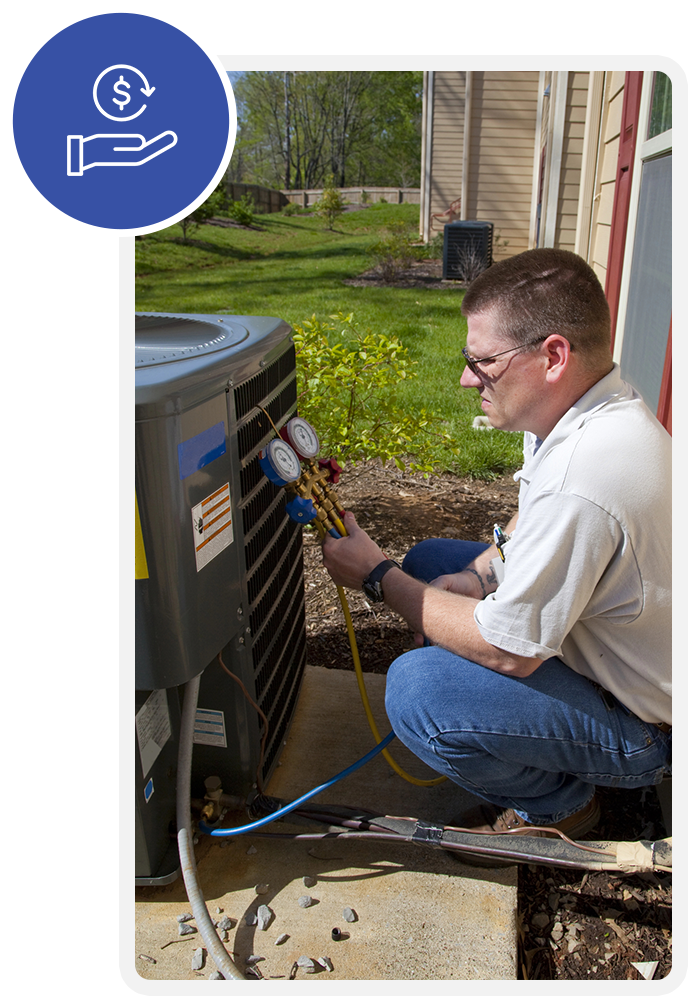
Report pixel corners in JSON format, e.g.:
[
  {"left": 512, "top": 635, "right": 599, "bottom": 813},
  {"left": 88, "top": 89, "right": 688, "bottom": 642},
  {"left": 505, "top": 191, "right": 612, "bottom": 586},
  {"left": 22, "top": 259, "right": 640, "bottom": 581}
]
[{"left": 286, "top": 417, "right": 320, "bottom": 459}]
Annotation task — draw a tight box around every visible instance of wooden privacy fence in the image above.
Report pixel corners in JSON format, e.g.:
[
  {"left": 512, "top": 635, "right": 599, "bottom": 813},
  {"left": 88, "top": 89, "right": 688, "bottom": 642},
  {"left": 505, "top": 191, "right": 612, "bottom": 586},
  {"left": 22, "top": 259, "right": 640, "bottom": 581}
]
[
  {"left": 222, "top": 181, "right": 289, "bottom": 214},
  {"left": 220, "top": 181, "right": 421, "bottom": 214},
  {"left": 282, "top": 186, "right": 420, "bottom": 208}
]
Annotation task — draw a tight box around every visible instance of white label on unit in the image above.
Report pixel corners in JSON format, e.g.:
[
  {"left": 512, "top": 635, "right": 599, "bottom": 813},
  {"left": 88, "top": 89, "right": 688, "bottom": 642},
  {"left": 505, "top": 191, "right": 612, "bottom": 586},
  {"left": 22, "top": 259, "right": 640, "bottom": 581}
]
[
  {"left": 193, "top": 707, "right": 227, "bottom": 748},
  {"left": 136, "top": 689, "right": 172, "bottom": 779},
  {"left": 191, "top": 482, "right": 234, "bottom": 572}
]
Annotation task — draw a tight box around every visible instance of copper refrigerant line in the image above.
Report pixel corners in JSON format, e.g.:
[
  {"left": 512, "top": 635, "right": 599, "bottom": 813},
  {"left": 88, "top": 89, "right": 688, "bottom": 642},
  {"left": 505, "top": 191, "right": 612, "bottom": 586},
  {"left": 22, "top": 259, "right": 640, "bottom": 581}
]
[{"left": 258, "top": 411, "right": 446, "bottom": 788}]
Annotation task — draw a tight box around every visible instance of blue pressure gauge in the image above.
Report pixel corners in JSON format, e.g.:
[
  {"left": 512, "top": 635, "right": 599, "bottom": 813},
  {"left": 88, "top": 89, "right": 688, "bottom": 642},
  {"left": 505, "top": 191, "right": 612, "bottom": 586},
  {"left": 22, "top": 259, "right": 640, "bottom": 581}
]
[{"left": 258, "top": 438, "right": 302, "bottom": 485}]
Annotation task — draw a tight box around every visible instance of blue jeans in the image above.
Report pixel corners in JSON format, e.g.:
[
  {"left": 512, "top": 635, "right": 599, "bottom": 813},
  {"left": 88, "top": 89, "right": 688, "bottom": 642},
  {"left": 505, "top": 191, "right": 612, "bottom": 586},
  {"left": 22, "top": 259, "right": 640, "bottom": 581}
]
[{"left": 383, "top": 539, "right": 672, "bottom": 824}]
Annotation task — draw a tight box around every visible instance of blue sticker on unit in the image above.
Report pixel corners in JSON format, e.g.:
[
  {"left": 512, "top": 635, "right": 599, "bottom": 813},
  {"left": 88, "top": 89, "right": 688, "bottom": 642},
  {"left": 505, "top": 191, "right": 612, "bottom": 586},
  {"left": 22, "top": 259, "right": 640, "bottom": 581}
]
[
  {"left": 144, "top": 778, "right": 154, "bottom": 803},
  {"left": 178, "top": 422, "right": 226, "bottom": 479}
]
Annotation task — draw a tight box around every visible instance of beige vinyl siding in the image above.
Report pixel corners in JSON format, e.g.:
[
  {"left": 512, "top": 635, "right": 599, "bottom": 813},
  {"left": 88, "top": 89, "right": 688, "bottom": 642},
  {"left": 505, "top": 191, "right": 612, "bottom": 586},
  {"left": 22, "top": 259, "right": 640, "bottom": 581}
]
[
  {"left": 588, "top": 72, "right": 626, "bottom": 286},
  {"left": 465, "top": 71, "right": 540, "bottom": 259},
  {"left": 554, "top": 72, "right": 589, "bottom": 250}
]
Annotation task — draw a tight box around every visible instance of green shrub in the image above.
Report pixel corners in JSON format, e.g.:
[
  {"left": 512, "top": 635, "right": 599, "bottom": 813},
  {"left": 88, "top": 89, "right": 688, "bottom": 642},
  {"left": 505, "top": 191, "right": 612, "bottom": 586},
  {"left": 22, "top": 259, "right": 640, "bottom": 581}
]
[
  {"left": 314, "top": 175, "right": 345, "bottom": 230},
  {"left": 367, "top": 221, "right": 421, "bottom": 280},
  {"left": 292, "top": 312, "right": 454, "bottom": 473},
  {"left": 282, "top": 201, "right": 300, "bottom": 215},
  {"left": 178, "top": 191, "right": 223, "bottom": 240},
  {"left": 227, "top": 194, "right": 256, "bottom": 227}
]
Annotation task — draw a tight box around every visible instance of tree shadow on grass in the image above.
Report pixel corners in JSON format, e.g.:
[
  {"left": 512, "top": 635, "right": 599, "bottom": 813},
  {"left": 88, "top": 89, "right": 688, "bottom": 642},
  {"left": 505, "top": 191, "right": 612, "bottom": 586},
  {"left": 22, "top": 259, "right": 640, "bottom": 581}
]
[{"left": 168, "top": 236, "right": 256, "bottom": 260}]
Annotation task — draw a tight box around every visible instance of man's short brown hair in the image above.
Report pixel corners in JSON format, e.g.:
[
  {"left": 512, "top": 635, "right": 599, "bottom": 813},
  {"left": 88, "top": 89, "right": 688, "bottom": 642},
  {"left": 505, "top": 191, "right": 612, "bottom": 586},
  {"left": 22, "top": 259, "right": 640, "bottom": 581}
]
[{"left": 462, "top": 248, "right": 612, "bottom": 367}]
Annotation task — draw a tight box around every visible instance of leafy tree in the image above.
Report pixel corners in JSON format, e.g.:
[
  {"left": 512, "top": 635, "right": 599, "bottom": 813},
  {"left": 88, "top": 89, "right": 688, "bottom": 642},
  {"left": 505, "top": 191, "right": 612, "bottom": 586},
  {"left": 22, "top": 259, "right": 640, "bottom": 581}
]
[{"left": 229, "top": 71, "right": 423, "bottom": 191}]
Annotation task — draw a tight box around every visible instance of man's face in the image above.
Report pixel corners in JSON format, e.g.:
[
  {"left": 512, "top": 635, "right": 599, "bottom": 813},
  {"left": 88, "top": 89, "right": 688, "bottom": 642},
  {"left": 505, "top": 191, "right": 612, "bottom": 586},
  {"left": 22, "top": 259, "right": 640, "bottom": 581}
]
[{"left": 460, "top": 309, "right": 544, "bottom": 433}]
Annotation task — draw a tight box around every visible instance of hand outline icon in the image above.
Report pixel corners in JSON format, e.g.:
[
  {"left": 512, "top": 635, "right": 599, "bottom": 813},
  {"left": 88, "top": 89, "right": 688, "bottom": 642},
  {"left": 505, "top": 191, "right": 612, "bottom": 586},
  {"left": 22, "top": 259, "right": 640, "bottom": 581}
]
[{"left": 67, "top": 132, "right": 178, "bottom": 175}]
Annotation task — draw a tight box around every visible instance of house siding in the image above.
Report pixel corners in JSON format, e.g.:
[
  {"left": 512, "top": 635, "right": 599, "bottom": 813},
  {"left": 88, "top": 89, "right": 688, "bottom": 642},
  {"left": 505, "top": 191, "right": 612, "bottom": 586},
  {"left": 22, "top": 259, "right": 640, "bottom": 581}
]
[
  {"left": 588, "top": 72, "right": 626, "bottom": 286},
  {"left": 465, "top": 71, "right": 540, "bottom": 259},
  {"left": 427, "top": 72, "right": 466, "bottom": 231}
]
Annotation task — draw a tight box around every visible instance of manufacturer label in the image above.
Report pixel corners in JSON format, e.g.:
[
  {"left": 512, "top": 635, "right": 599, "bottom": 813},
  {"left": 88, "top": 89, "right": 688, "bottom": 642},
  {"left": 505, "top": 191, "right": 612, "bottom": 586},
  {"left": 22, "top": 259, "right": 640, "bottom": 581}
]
[
  {"left": 193, "top": 707, "right": 227, "bottom": 747},
  {"left": 136, "top": 689, "right": 172, "bottom": 779}
]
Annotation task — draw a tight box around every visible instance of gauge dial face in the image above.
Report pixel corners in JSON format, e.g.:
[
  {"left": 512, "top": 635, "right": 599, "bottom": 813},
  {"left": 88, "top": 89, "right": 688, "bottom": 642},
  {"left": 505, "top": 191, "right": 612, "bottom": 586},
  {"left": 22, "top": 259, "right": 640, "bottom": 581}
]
[
  {"left": 267, "top": 438, "right": 301, "bottom": 481},
  {"left": 287, "top": 417, "right": 320, "bottom": 459}
]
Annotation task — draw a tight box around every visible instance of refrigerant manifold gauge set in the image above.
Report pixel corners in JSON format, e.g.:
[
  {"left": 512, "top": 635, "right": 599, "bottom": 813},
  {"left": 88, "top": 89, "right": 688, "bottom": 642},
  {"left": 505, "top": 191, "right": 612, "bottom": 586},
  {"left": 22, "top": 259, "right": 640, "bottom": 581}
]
[{"left": 258, "top": 417, "right": 345, "bottom": 538}]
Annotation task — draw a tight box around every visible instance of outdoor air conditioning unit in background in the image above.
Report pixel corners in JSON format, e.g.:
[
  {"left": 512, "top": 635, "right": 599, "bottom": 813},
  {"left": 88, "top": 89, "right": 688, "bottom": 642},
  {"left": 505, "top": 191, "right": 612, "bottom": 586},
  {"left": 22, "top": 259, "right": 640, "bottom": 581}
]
[
  {"left": 135, "top": 312, "right": 306, "bottom": 885},
  {"left": 442, "top": 221, "right": 494, "bottom": 281}
]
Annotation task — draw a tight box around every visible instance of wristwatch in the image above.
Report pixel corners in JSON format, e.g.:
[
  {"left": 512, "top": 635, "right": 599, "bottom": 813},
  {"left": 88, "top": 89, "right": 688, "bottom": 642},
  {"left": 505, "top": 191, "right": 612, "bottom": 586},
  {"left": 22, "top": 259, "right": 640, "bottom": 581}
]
[{"left": 362, "top": 559, "right": 401, "bottom": 602}]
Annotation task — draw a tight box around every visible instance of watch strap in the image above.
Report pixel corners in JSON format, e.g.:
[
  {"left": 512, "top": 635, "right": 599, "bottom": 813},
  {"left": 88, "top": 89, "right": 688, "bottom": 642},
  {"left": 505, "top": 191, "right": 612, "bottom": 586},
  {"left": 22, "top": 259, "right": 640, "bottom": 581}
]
[{"left": 362, "top": 558, "right": 400, "bottom": 601}]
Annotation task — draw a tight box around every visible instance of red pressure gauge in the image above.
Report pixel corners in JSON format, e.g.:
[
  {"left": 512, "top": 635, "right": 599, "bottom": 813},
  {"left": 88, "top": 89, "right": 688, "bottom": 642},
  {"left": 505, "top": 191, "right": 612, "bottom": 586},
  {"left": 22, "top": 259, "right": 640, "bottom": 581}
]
[{"left": 281, "top": 417, "right": 320, "bottom": 461}]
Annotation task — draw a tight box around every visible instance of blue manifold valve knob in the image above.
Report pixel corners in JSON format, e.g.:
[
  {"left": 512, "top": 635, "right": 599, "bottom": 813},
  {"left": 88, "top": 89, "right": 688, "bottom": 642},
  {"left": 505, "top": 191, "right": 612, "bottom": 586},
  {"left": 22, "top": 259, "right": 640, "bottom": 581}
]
[
  {"left": 285, "top": 495, "right": 317, "bottom": 524},
  {"left": 258, "top": 438, "right": 302, "bottom": 486}
]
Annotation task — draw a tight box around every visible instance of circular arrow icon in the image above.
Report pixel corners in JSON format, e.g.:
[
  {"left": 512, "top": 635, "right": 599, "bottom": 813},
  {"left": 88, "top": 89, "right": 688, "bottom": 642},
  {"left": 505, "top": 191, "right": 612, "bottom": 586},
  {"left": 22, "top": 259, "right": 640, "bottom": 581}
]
[{"left": 93, "top": 64, "right": 155, "bottom": 121}]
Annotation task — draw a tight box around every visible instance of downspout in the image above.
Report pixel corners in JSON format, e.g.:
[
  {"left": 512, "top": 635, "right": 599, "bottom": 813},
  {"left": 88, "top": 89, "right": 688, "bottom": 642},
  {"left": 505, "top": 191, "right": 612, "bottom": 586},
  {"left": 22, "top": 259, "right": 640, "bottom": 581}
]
[
  {"left": 420, "top": 71, "right": 434, "bottom": 242},
  {"left": 528, "top": 71, "right": 546, "bottom": 249},
  {"left": 542, "top": 71, "right": 568, "bottom": 248},
  {"left": 459, "top": 70, "right": 473, "bottom": 221}
]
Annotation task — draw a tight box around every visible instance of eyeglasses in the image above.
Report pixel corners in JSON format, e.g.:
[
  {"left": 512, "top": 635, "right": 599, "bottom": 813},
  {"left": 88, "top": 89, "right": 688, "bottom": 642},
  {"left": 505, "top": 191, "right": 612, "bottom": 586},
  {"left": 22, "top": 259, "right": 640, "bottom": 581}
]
[{"left": 462, "top": 338, "right": 547, "bottom": 377}]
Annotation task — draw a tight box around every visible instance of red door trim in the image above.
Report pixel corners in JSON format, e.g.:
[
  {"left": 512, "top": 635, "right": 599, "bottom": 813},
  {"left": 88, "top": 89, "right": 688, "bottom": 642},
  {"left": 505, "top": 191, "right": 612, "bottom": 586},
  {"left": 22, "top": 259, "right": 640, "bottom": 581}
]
[
  {"left": 656, "top": 319, "right": 673, "bottom": 434},
  {"left": 604, "top": 72, "right": 644, "bottom": 348}
]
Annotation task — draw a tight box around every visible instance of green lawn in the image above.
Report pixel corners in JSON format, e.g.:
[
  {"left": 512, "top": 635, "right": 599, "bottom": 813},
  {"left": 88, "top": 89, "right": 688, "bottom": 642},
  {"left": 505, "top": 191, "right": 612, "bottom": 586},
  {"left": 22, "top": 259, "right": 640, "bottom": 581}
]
[{"left": 135, "top": 203, "right": 523, "bottom": 477}]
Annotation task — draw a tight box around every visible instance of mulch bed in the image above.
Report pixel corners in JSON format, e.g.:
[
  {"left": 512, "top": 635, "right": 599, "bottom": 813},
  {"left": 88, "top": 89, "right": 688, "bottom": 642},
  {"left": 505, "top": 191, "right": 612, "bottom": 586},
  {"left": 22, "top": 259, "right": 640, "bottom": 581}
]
[{"left": 302, "top": 458, "right": 673, "bottom": 982}]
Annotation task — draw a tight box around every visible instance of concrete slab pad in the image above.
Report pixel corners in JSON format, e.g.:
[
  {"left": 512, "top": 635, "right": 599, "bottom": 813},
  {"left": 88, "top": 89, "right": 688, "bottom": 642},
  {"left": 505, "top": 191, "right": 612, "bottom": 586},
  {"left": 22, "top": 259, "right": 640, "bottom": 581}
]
[{"left": 135, "top": 664, "right": 517, "bottom": 982}]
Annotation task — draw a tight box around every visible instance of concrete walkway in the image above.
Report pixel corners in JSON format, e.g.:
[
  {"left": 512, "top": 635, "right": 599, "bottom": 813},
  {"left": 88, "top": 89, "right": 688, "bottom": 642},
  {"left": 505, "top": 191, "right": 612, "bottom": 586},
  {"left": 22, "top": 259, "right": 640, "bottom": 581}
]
[{"left": 134, "top": 664, "right": 517, "bottom": 982}]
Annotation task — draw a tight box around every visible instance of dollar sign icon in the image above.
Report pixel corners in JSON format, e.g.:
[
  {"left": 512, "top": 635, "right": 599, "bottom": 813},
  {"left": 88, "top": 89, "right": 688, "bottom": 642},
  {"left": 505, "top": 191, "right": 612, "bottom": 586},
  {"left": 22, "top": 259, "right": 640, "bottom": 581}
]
[
  {"left": 112, "top": 75, "right": 131, "bottom": 112},
  {"left": 93, "top": 64, "right": 155, "bottom": 121}
]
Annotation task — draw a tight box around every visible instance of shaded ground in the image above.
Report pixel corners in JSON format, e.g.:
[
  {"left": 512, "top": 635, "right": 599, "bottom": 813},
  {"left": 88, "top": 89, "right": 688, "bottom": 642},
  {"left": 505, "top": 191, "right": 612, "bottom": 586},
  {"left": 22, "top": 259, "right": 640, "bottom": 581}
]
[{"left": 303, "top": 459, "right": 672, "bottom": 982}]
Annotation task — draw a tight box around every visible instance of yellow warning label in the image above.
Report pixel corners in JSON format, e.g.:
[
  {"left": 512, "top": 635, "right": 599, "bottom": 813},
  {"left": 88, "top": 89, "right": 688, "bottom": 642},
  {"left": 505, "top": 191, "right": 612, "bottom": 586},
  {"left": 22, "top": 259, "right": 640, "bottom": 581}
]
[{"left": 135, "top": 493, "right": 149, "bottom": 580}]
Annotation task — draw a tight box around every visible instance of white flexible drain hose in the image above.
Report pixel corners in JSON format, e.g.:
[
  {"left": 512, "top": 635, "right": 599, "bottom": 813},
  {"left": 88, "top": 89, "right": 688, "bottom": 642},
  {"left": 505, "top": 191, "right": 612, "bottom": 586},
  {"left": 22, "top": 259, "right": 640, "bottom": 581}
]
[{"left": 176, "top": 673, "right": 245, "bottom": 980}]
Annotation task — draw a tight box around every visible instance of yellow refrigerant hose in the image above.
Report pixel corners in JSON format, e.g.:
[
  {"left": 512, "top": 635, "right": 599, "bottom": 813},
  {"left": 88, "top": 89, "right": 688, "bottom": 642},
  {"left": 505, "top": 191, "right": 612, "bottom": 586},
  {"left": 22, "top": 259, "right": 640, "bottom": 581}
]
[{"left": 316, "top": 517, "right": 447, "bottom": 788}]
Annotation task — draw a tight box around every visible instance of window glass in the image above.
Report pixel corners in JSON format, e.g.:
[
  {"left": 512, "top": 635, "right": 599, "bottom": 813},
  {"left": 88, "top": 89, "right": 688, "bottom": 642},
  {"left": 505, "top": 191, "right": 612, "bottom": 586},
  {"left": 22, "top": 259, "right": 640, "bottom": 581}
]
[
  {"left": 648, "top": 73, "right": 672, "bottom": 139},
  {"left": 619, "top": 154, "right": 671, "bottom": 412}
]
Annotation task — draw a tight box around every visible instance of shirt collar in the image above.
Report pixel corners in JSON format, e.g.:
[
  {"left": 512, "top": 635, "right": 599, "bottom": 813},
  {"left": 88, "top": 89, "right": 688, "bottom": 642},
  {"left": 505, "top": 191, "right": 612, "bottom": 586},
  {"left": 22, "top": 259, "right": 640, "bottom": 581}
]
[{"left": 514, "top": 364, "right": 629, "bottom": 486}]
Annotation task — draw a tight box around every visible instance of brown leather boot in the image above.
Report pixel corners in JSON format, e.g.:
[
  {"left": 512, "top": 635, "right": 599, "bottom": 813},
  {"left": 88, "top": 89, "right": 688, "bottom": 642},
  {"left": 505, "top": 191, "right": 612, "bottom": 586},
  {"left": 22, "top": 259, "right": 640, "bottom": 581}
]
[{"left": 449, "top": 795, "right": 600, "bottom": 840}]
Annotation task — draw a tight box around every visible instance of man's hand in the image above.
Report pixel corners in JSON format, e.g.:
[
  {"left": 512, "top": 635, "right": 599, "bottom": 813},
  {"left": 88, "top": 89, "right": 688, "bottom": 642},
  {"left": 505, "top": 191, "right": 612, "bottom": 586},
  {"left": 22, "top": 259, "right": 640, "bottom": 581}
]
[{"left": 321, "top": 511, "right": 387, "bottom": 590}]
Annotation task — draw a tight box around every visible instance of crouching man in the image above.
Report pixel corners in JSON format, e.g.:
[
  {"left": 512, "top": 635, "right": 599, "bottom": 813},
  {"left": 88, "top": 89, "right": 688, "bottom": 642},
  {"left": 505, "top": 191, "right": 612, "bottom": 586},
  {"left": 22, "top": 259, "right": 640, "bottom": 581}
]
[{"left": 321, "top": 248, "right": 671, "bottom": 839}]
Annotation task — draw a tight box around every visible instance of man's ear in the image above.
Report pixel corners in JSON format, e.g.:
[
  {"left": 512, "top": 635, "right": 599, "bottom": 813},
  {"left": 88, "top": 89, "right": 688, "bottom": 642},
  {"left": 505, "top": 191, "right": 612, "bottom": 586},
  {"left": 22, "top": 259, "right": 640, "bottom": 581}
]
[{"left": 543, "top": 335, "right": 571, "bottom": 384}]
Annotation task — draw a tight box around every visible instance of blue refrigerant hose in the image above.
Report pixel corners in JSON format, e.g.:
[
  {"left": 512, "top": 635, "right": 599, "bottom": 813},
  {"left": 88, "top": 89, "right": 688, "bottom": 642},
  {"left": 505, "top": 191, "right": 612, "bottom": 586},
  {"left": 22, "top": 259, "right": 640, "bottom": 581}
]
[{"left": 199, "top": 730, "right": 396, "bottom": 838}]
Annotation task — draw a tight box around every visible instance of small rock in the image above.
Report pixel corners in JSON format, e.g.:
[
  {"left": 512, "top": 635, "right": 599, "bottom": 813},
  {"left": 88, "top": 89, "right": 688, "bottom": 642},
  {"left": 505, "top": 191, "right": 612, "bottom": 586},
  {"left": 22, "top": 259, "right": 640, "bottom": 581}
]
[
  {"left": 302, "top": 875, "right": 317, "bottom": 888},
  {"left": 317, "top": 956, "right": 334, "bottom": 972},
  {"left": 548, "top": 892, "right": 560, "bottom": 910},
  {"left": 176, "top": 913, "right": 193, "bottom": 923},
  {"left": 255, "top": 883, "right": 269, "bottom": 894},
  {"left": 297, "top": 956, "right": 317, "bottom": 973},
  {"left": 567, "top": 938, "right": 580, "bottom": 954},
  {"left": 256, "top": 904, "right": 273, "bottom": 930},
  {"left": 215, "top": 907, "right": 222, "bottom": 914},
  {"left": 245, "top": 913, "right": 257, "bottom": 927},
  {"left": 246, "top": 845, "right": 257, "bottom": 855},
  {"left": 275, "top": 933, "right": 289, "bottom": 946},
  {"left": 298, "top": 895, "right": 315, "bottom": 908},
  {"left": 178, "top": 923, "right": 196, "bottom": 936},
  {"left": 246, "top": 955, "right": 264, "bottom": 965},
  {"left": 138, "top": 954, "right": 156, "bottom": 964},
  {"left": 531, "top": 912, "right": 550, "bottom": 929},
  {"left": 208, "top": 972, "right": 224, "bottom": 980},
  {"left": 342, "top": 906, "right": 357, "bottom": 923},
  {"left": 550, "top": 922, "right": 564, "bottom": 942},
  {"left": 191, "top": 947, "right": 205, "bottom": 971},
  {"left": 217, "top": 916, "right": 235, "bottom": 932}
]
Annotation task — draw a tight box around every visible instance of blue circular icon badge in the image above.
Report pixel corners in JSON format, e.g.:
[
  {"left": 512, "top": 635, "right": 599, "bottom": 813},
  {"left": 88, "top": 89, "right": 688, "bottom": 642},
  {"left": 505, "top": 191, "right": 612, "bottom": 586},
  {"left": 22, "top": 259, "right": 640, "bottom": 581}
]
[{"left": 13, "top": 13, "right": 236, "bottom": 233}]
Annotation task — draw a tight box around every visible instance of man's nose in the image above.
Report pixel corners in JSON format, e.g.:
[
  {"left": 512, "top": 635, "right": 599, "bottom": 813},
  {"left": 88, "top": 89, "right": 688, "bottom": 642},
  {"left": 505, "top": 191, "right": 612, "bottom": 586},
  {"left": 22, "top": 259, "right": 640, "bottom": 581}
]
[{"left": 460, "top": 364, "right": 482, "bottom": 388}]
